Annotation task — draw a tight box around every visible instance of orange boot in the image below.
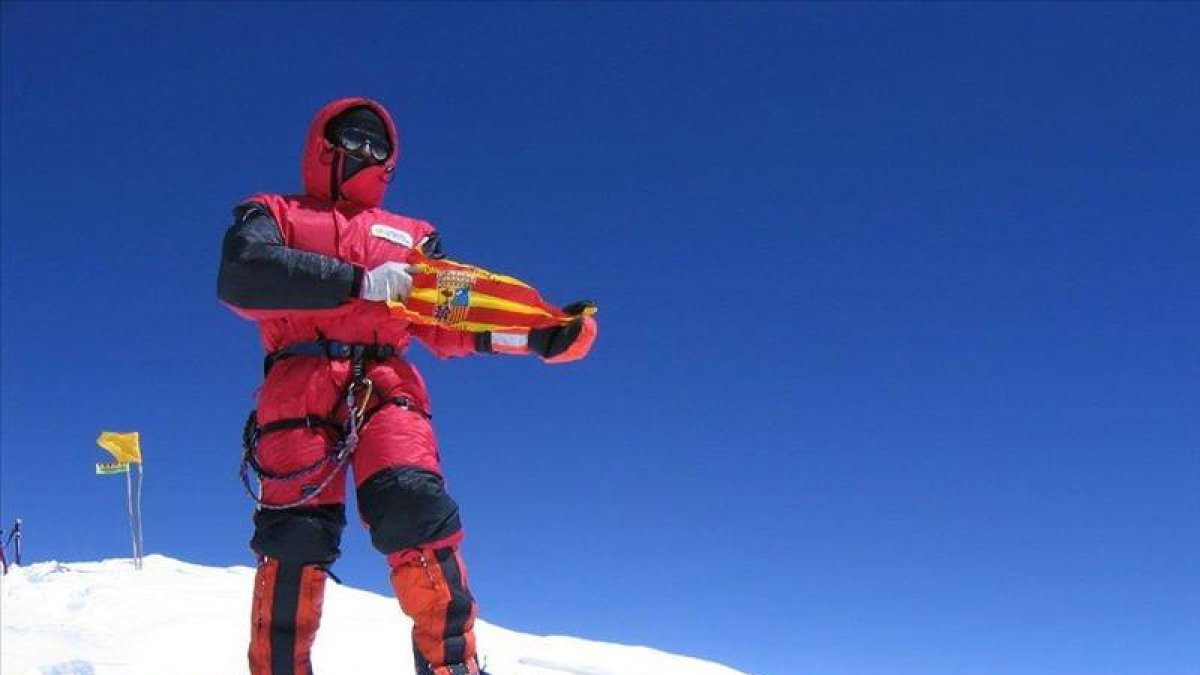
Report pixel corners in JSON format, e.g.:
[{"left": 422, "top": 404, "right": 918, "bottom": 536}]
[
  {"left": 389, "top": 547, "right": 480, "bottom": 675},
  {"left": 249, "top": 558, "right": 328, "bottom": 675}
]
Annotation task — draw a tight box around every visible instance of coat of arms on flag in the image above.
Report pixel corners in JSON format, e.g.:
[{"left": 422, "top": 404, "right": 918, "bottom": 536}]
[{"left": 433, "top": 268, "right": 475, "bottom": 327}]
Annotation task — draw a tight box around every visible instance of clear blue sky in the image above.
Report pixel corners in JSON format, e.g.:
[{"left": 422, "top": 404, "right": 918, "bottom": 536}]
[{"left": 2, "top": 4, "right": 1197, "bottom": 675}]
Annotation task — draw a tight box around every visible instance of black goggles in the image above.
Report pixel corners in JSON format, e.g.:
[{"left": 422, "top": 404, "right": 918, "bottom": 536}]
[{"left": 337, "top": 128, "right": 390, "bottom": 162}]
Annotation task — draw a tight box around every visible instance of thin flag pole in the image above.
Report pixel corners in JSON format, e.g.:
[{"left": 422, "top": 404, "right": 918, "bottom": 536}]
[
  {"left": 124, "top": 466, "right": 140, "bottom": 570},
  {"left": 134, "top": 462, "right": 145, "bottom": 567}
]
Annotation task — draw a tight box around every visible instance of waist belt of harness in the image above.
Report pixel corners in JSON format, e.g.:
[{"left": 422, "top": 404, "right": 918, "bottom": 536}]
[{"left": 264, "top": 340, "right": 399, "bottom": 375}]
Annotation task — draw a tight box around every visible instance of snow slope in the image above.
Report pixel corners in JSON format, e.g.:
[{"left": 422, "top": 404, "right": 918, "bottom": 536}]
[{"left": 0, "top": 555, "right": 747, "bottom": 675}]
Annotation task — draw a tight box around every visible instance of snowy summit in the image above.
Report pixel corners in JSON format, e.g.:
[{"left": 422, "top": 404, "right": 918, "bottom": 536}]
[{"left": 0, "top": 555, "right": 747, "bottom": 675}]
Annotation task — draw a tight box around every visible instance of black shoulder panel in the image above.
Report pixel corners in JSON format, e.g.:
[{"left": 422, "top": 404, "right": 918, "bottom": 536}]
[{"left": 217, "top": 207, "right": 358, "bottom": 310}]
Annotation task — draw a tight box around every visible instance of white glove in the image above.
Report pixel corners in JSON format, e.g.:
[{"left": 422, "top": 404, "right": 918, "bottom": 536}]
[{"left": 359, "top": 262, "right": 414, "bottom": 302}]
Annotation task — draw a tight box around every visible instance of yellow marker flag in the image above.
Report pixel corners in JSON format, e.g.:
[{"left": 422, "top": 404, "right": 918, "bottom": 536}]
[{"left": 97, "top": 431, "right": 142, "bottom": 464}]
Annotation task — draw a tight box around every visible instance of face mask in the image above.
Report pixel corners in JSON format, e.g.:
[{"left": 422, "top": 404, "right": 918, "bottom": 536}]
[{"left": 324, "top": 106, "right": 391, "bottom": 186}]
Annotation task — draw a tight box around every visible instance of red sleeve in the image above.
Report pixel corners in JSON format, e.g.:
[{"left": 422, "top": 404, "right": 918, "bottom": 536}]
[{"left": 408, "top": 323, "right": 479, "bottom": 359}]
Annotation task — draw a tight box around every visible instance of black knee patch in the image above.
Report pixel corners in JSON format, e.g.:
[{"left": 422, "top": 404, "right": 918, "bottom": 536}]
[
  {"left": 356, "top": 467, "right": 462, "bottom": 554},
  {"left": 251, "top": 504, "right": 346, "bottom": 565}
]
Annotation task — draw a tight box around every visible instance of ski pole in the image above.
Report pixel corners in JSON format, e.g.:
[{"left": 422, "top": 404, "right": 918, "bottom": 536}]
[{"left": 11, "top": 519, "right": 22, "bottom": 566}]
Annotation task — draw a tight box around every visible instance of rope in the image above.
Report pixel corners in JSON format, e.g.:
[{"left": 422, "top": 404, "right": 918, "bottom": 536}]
[
  {"left": 240, "top": 378, "right": 366, "bottom": 511},
  {"left": 238, "top": 342, "right": 432, "bottom": 511}
]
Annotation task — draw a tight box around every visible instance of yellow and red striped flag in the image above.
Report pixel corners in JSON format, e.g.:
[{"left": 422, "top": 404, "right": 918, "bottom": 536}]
[{"left": 389, "top": 255, "right": 596, "bottom": 332}]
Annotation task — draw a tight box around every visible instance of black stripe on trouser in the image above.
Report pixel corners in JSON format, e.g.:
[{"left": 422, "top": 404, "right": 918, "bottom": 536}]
[
  {"left": 435, "top": 547, "right": 474, "bottom": 666},
  {"left": 270, "top": 562, "right": 304, "bottom": 675}
]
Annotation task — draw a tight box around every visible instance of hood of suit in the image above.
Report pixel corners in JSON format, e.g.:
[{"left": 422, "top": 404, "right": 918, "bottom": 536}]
[{"left": 301, "top": 97, "right": 400, "bottom": 207}]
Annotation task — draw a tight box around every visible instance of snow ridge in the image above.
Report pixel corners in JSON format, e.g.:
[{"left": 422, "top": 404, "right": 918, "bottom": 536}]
[{"left": 0, "top": 555, "right": 748, "bottom": 675}]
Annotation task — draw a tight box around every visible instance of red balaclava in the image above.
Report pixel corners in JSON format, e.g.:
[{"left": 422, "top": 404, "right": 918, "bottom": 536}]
[{"left": 300, "top": 98, "right": 400, "bottom": 207}]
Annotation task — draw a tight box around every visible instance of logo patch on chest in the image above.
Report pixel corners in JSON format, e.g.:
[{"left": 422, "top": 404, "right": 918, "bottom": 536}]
[{"left": 370, "top": 224, "right": 414, "bottom": 248}]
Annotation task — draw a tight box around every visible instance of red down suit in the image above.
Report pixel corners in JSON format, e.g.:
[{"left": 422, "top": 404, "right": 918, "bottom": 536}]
[{"left": 219, "top": 98, "right": 488, "bottom": 675}]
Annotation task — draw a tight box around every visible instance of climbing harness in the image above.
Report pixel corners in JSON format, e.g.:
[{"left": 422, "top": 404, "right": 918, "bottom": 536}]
[{"left": 240, "top": 339, "right": 430, "bottom": 510}]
